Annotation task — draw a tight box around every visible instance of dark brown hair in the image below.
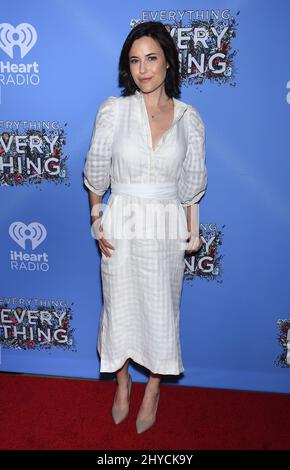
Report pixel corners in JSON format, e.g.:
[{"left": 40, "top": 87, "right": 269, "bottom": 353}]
[{"left": 118, "top": 21, "right": 181, "bottom": 98}]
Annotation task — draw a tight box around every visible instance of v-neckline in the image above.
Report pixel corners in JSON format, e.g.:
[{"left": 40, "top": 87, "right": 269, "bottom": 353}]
[{"left": 138, "top": 91, "right": 177, "bottom": 153}]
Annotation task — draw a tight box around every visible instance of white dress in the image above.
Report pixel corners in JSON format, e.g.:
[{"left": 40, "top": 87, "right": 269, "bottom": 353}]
[{"left": 83, "top": 89, "right": 207, "bottom": 375}]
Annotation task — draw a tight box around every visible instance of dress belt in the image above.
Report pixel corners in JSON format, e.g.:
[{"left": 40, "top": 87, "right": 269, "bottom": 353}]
[{"left": 111, "top": 182, "right": 178, "bottom": 200}]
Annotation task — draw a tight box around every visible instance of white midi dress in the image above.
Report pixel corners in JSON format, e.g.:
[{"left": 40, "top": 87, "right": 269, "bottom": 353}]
[{"left": 83, "top": 89, "right": 207, "bottom": 375}]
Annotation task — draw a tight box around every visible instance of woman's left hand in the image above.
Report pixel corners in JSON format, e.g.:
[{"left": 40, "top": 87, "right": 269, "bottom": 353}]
[{"left": 185, "top": 233, "right": 204, "bottom": 254}]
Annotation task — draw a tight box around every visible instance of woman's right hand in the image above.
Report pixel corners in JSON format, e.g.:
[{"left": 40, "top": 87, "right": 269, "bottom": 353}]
[
  {"left": 98, "top": 225, "right": 116, "bottom": 257},
  {"left": 89, "top": 195, "right": 115, "bottom": 257}
]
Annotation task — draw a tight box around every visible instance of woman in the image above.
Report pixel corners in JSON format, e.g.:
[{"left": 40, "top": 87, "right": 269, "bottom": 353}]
[{"left": 83, "top": 21, "right": 207, "bottom": 434}]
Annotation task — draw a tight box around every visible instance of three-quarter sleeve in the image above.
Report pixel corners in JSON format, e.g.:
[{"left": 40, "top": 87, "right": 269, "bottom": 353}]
[
  {"left": 83, "top": 96, "right": 117, "bottom": 196},
  {"left": 178, "top": 105, "right": 208, "bottom": 206}
]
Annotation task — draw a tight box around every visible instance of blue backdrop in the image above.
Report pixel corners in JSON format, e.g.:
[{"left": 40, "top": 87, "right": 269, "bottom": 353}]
[{"left": 1, "top": 0, "right": 290, "bottom": 394}]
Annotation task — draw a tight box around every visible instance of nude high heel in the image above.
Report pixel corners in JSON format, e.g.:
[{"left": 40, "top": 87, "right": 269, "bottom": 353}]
[
  {"left": 136, "top": 390, "right": 160, "bottom": 434},
  {"left": 112, "top": 373, "right": 132, "bottom": 424}
]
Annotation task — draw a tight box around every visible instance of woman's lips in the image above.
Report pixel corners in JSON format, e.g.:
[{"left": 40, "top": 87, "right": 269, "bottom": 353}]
[{"left": 139, "top": 78, "right": 152, "bottom": 82}]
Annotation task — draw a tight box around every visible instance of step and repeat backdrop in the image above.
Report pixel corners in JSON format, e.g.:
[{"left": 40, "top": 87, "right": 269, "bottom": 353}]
[{"left": 1, "top": 0, "right": 290, "bottom": 393}]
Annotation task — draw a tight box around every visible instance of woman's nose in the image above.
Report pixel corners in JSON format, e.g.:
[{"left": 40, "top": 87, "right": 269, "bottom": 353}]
[{"left": 139, "top": 61, "right": 148, "bottom": 73}]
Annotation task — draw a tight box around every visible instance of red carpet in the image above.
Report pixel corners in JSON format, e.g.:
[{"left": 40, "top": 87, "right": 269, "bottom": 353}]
[{"left": 0, "top": 373, "right": 289, "bottom": 450}]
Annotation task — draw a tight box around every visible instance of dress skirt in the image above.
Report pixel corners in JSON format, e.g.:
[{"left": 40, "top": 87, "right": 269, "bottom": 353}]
[{"left": 97, "top": 188, "right": 188, "bottom": 375}]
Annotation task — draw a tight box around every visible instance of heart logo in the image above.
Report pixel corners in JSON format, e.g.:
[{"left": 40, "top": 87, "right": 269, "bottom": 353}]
[
  {"left": 0, "top": 23, "right": 37, "bottom": 59},
  {"left": 9, "top": 222, "right": 47, "bottom": 250}
]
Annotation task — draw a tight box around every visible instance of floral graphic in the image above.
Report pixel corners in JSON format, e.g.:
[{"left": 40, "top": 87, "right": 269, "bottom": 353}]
[
  {"left": 275, "top": 318, "right": 290, "bottom": 368},
  {"left": 0, "top": 124, "right": 70, "bottom": 188},
  {"left": 131, "top": 11, "right": 239, "bottom": 88},
  {"left": 184, "top": 225, "right": 224, "bottom": 283},
  {"left": 0, "top": 301, "right": 76, "bottom": 351}
]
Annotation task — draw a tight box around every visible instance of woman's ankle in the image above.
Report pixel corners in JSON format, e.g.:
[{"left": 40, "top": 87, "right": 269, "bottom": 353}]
[{"left": 146, "top": 376, "right": 161, "bottom": 394}]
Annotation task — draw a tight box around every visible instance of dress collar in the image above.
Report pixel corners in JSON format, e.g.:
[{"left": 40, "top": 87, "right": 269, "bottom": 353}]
[{"left": 134, "top": 88, "right": 188, "bottom": 123}]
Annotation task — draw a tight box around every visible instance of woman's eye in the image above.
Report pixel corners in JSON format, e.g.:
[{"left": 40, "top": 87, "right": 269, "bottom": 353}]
[{"left": 130, "top": 56, "right": 157, "bottom": 64}]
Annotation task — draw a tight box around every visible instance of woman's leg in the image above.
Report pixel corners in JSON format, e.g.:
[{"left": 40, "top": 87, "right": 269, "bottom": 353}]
[
  {"left": 137, "top": 372, "right": 161, "bottom": 420},
  {"left": 114, "top": 358, "right": 130, "bottom": 408}
]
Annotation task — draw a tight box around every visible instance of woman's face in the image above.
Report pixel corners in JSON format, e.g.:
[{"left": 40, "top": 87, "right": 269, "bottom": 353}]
[{"left": 129, "top": 36, "right": 169, "bottom": 94}]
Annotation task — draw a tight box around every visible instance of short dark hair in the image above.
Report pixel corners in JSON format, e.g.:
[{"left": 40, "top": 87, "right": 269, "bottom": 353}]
[{"left": 118, "top": 21, "right": 181, "bottom": 98}]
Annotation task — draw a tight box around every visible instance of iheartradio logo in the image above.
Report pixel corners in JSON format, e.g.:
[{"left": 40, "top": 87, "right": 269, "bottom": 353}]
[
  {"left": 9, "top": 221, "right": 47, "bottom": 250},
  {"left": 8, "top": 221, "right": 49, "bottom": 272},
  {"left": 0, "top": 23, "right": 37, "bottom": 59}
]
